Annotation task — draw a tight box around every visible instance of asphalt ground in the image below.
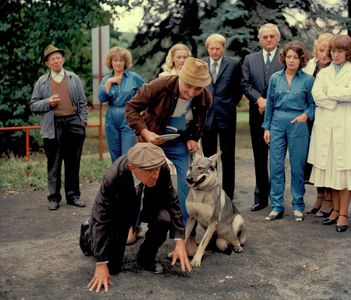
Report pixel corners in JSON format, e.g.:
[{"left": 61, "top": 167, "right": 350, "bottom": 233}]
[{"left": 0, "top": 148, "right": 350, "bottom": 300}]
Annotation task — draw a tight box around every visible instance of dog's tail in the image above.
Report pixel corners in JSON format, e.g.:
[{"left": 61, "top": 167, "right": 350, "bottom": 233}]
[{"left": 233, "top": 214, "right": 247, "bottom": 245}]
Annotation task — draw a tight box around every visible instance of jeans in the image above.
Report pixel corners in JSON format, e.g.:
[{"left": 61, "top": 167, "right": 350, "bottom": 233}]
[
  {"left": 162, "top": 140, "right": 190, "bottom": 224},
  {"left": 105, "top": 107, "right": 136, "bottom": 162}
]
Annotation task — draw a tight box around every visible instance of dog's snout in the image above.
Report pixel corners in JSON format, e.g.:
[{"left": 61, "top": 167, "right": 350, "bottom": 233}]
[{"left": 186, "top": 175, "right": 194, "bottom": 184}]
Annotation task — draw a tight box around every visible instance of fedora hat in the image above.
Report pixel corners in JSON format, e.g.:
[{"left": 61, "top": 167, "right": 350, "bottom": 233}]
[
  {"left": 128, "top": 143, "right": 166, "bottom": 169},
  {"left": 43, "top": 44, "right": 65, "bottom": 62},
  {"left": 178, "top": 57, "right": 211, "bottom": 87}
]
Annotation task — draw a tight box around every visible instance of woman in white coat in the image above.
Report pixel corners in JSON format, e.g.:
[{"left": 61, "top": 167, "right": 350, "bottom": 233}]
[
  {"left": 308, "top": 35, "right": 351, "bottom": 232},
  {"left": 303, "top": 33, "right": 334, "bottom": 217}
]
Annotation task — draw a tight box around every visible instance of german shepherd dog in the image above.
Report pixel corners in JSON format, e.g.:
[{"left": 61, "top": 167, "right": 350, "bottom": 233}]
[{"left": 185, "top": 153, "right": 247, "bottom": 267}]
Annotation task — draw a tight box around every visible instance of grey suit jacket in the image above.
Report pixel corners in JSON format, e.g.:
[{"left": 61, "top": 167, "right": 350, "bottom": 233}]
[{"left": 241, "top": 49, "right": 283, "bottom": 126}]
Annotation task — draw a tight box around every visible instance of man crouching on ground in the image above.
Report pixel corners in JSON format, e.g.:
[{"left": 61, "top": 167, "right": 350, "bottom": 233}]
[{"left": 79, "top": 143, "right": 191, "bottom": 293}]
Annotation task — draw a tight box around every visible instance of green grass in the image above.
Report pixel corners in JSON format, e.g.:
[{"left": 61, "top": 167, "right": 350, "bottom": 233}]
[{"left": 0, "top": 108, "right": 250, "bottom": 194}]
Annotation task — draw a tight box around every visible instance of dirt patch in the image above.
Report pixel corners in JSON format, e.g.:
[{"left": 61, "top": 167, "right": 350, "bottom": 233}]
[{"left": 0, "top": 148, "right": 350, "bottom": 299}]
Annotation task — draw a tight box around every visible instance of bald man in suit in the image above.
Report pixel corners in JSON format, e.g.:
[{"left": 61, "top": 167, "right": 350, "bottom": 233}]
[{"left": 241, "top": 23, "right": 283, "bottom": 211}]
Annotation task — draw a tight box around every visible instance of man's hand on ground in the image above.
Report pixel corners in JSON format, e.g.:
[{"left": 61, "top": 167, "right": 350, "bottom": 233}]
[
  {"left": 171, "top": 239, "right": 192, "bottom": 272},
  {"left": 87, "top": 263, "right": 111, "bottom": 293}
]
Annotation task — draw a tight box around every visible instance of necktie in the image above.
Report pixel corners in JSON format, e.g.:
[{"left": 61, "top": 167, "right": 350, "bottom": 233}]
[
  {"left": 211, "top": 61, "right": 218, "bottom": 83},
  {"left": 136, "top": 182, "right": 144, "bottom": 204},
  {"left": 134, "top": 182, "right": 144, "bottom": 225},
  {"left": 265, "top": 52, "right": 271, "bottom": 69}
]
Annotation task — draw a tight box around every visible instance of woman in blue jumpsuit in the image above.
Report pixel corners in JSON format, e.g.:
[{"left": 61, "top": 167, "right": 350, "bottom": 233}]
[
  {"left": 99, "top": 47, "right": 144, "bottom": 162},
  {"left": 262, "top": 41, "right": 315, "bottom": 222}
]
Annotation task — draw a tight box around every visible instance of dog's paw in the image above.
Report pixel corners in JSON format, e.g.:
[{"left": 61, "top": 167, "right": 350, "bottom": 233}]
[
  {"left": 233, "top": 245, "right": 243, "bottom": 253},
  {"left": 190, "top": 255, "right": 202, "bottom": 268}
]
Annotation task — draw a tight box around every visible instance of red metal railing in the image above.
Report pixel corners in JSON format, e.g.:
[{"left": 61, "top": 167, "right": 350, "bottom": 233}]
[{"left": 0, "top": 119, "right": 103, "bottom": 162}]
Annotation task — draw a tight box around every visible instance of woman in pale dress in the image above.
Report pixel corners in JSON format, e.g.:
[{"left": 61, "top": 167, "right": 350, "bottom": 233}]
[
  {"left": 308, "top": 35, "right": 351, "bottom": 232},
  {"left": 159, "top": 44, "right": 191, "bottom": 77},
  {"left": 303, "top": 33, "right": 334, "bottom": 217}
]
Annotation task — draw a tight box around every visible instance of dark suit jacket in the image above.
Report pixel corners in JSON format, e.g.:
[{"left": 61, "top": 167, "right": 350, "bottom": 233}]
[
  {"left": 88, "top": 155, "right": 184, "bottom": 262},
  {"left": 203, "top": 55, "right": 243, "bottom": 129},
  {"left": 241, "top": 49, "right": 283, "bottom": 126}
]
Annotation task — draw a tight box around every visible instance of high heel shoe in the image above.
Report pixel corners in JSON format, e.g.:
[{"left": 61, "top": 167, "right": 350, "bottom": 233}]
[
  {"left": 315, "top": 199, "right": 333, "bottom": 218},
  {"left": 336, "top": 214, "right": 349, "bottom": 233},
  {"left": 306, "top": 196, "right": 323, "bottom": 215},
  {"left": 322, "top": 209, "right": 339, "bottom": 225},
  {"left": 306, "top": 206, "right": 321, "bottom": 214}
]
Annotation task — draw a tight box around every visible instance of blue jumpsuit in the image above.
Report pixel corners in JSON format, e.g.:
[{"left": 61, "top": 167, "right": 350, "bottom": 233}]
[
  {"left": 262, "top": 69, "right": 315, "bottom": 213},
  {"left": 99, "top": 70, "right": 144, "bottom": 162}
]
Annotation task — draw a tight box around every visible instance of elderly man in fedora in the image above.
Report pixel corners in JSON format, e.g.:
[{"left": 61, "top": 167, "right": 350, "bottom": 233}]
[
  {"left": 125, "top": 57, "right": 212, "bottom": 255},
  {"left": 79, "top": 143, "right": 191, "bottom": 293},
  {"left": 30, "top": 45, "right": 87, "bottom": 210}
]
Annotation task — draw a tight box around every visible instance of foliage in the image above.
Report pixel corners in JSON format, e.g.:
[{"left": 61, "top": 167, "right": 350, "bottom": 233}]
[
  {"left": 115, "top": 0, "right": 350, "bottom": 80},
  {"left": 0, "top": 0, "right": 111, "bottom": 155}
]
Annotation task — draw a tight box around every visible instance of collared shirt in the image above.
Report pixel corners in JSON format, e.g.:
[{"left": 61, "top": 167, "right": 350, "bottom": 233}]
[
  {"left": 263, "top": 48, "right": 277, "bottom": 65},
  {"left": 210, "top": 56, "right": 223, "bottom": 74},
  {"left": 262, "top": 68, "right": 315, "bottom": 130},
  {"left": 51, "top": 68, "right": 65, "bottom": 83}
]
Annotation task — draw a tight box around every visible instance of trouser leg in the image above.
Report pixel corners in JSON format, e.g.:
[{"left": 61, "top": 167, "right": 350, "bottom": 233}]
[
  {"left": 201, "top": 125, "right": 218, "bottom": 158},
  {"left": 162, "top": 142, "right": 190, "bottom": 224},
  {"left": 287, "top": 121, "right": 309, "bottom": 212},
  {"left": 63, "top": 115, "right": 85, "bottom": 201},
  {"left": 137, "top": 209, "right": 170, "bottom": 265},
  {"left": 218, "top": 126, "right": 236, "bottom": 199},
  {"left": 121, "top": 123, "right": 136, "bottom": 155},
  {"left": 250, "top": 124, "right": 269, "bottom": 205},
  {"left": 269, "top": 123, "right": 287, "bottom": 213},
  {"left": 43, "top": 129, "right": 63, "bottom": 202},
  {"left": 105, "top": 109, "right": 121, "bottom": 163}
]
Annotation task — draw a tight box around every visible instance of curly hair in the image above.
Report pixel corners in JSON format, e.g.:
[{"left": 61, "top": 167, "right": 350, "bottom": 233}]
[
  {"left": 162, "top": 44, "right": 191, "bottom": 72},
  {"left": 279, "top": 40, "right": 309, "bottom": 68},
  {"left": 329, "top": 35, "right": 351, "bottom": 62},
  {"left": 104, "top": 47, "right": 132, "bottom": 70},
  {"left": 313, "top": 33, "right": 334, "bottom": 58}
]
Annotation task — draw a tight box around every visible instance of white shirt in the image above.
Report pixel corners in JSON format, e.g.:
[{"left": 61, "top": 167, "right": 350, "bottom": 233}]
[
  {"left": 51, "top": 68, "right": 65, "bottom": 83},
  {"left": 210, "top": 57, "right": 223, "bottom": 74},
  {"left": 263, "top": 48, "right": 277, "bottom": 64}
]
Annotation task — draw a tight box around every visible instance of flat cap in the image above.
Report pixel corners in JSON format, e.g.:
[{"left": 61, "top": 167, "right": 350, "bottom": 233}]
[{"left": 128, "top": 143, "right": 166, "bottom": 169}]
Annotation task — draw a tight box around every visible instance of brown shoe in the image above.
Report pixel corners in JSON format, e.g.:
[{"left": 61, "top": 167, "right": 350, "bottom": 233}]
[
  {"left": 186, "top": 236, "right": 198, "bottom": 257},
  {"left": 126, "top": 227, "right": 137, "bottom": 245}
]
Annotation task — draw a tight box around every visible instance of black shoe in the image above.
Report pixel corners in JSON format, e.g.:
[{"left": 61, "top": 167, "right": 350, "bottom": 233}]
[
  {"left": 79, "top": 221, "right": 92, "bottom": 256},
  {"left": 48, "top": 200, "right": 59, "bottom": 210},
  {"left": 67, "top": 197, "right": 86, "bottom": 207},
  {"left": 137, "top": 260, "right": 163, "bottom": 274},
  {"left": 336, "top": 225, "right": 349, "bottom": 233},
  {"left": 322, "top": 217, "right": 338, "bottom": 225},
  {"left": 251, "top": 203, "right": 268, "bottom": 212}
]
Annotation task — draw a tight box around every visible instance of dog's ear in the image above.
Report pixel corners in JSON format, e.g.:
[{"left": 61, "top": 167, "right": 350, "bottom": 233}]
[
  {"left": 194, "top": 152, "right": 202, "bottom": 161},
  {"left": 208, "top": 152, "right": 221, "bottom": 163}
]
